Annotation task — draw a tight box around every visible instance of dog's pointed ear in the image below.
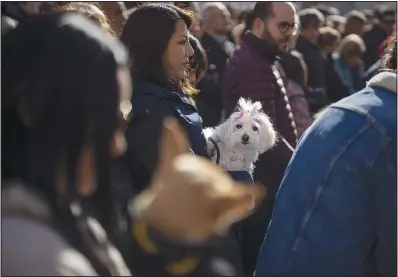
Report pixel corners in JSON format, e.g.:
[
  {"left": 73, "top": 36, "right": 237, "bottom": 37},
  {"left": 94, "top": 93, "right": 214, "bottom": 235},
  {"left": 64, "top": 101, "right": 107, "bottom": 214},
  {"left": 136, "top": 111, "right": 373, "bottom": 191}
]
[
  {"left": 213, "top": 183, "right": 266, "bottom": 236},
  {"left": 256, "top": 114, "right": 277, "bottom": 153},
  {"left": 251, "top": 101, "right": 263, "bottom": 115},
  {"left": 158, "top": 117, "right": 190, "bottom": 173}
]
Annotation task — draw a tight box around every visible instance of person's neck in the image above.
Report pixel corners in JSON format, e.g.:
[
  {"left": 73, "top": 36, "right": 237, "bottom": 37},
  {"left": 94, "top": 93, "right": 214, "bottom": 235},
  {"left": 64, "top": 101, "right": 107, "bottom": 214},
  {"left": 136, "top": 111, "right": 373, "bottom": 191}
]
[{"left": 299, "top": 32, "right": 315, "bottom": 44}]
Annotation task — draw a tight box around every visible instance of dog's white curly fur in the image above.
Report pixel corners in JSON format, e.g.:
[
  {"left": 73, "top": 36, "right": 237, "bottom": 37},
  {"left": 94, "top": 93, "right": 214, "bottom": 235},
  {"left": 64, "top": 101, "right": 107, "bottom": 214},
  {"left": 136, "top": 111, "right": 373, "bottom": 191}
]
[{"left": 204, "top": 98, "right": 277, "bottom": 174}]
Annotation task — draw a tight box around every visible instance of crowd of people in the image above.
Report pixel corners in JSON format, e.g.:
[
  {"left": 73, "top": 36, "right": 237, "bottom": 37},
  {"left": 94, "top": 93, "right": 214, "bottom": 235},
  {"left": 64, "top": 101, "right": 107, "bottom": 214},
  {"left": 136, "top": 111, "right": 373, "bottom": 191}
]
[{"left": 1, "top": 1, "right": 397, "bottom": 276}]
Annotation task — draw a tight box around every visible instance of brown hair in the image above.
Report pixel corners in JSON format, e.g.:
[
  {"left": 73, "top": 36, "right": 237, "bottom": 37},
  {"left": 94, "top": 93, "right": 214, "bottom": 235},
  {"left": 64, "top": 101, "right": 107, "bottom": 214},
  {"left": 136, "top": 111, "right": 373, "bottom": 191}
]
[
  {"left": 121, "top": 3, "right": 198, "bottom": 95},
  {"left": 338, "top": 34, "right": 366, "bottom": 58},
  {"left": 188, "top": 34, "right": 208, "bottom": 85},
  {"left": 343, "top": 10, "right": 366, "bottom": 36},
  {"left": 326, "top": 14, "right": 346, "bottom": 33},
  {"left": 54, "top": 2, "right": 116, "bottom": 37},
  {"left": 318, "top": 26, "right": 341, "bottom": 48}
]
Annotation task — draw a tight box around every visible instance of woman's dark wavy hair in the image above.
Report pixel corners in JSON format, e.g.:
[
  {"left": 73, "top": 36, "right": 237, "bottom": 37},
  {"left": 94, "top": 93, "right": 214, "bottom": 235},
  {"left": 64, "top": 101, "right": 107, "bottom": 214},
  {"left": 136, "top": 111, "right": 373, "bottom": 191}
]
[
  {"left": 2, "top": 12, "right": 129, "bottom": 275},
  {"left": 121, "top": 3, "right": 197, "bottom": 94},
  {"left": 188, "top": 33, "right": 208, "bottom": 85}
]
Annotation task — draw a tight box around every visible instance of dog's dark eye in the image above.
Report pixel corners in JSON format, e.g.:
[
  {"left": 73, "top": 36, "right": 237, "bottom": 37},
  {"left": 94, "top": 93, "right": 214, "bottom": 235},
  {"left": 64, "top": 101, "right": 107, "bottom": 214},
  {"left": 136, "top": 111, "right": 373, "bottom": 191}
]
[
  {"left": 252, "top": 125, "right": 259, "bottom": 132},
  {"left": 236, "top": 124, "right": 242, "bottom": 129}
]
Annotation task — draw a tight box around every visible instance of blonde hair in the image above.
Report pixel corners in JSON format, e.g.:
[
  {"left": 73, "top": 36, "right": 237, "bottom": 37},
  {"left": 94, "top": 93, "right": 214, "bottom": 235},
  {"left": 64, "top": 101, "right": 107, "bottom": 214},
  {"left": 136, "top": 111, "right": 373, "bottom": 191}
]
[{"left": 338, "top": 34, "right": 366, "bottom": 58}]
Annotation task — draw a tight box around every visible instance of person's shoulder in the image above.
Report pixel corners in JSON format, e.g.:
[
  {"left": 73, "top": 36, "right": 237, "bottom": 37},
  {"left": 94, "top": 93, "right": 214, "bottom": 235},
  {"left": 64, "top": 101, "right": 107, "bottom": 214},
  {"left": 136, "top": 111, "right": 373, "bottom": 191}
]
[
  {"left": 332, "top": 87, "right": 396, "bottom": 138},
  {"left": 132, "top": 81, "right": 176, "bottom": 116},
  {"left": 133, "top": 80, "right": 168, "bottom": 97},
  {"left": 2, "top": 218, "right": 98, "bottom": 276}
]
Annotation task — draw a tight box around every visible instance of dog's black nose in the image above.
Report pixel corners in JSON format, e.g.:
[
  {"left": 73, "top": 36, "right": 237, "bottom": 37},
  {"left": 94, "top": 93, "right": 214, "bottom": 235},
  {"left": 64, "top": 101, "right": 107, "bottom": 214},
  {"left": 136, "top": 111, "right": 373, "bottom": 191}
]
[{"left": 242, "top": 134, "right": 250, "bottom": 143}]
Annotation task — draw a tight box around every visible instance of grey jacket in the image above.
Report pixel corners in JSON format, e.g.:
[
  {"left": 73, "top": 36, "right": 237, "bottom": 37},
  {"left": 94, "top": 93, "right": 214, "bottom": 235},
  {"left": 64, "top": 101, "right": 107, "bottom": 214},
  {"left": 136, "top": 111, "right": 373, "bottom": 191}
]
[{"left": 1, "top": 181, "right": 130, "bottom": 276}]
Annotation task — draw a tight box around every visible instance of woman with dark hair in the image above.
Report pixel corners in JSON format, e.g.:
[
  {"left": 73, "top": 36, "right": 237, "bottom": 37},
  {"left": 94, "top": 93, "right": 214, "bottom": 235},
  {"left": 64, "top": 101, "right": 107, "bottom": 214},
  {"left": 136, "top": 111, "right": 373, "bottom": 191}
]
[
  {"left": 118, "top": 5, "right": 249, "bottom": 274},
  {"left": 2, "top": 12, "right": 132, "bottom": 275},
  {"left": 120, "top": 3, "right": 208, "bottom": 192},
  {"left": 188, "top": 33, "right": 208, "bottom": 86}
]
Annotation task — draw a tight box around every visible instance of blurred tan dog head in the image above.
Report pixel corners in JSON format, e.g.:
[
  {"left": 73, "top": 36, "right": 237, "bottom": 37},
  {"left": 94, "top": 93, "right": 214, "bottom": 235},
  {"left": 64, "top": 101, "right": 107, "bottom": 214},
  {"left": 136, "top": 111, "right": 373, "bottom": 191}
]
[{"left": 130, "top": 117, "right": 266, "bottom": 242}]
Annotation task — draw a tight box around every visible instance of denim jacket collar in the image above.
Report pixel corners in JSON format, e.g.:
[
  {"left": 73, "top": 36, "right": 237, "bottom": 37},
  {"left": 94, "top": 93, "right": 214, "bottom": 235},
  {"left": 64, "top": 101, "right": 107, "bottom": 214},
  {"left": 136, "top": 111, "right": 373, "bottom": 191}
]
[{"left": 367, "top": 70, "right": 397, "bottom": 94}]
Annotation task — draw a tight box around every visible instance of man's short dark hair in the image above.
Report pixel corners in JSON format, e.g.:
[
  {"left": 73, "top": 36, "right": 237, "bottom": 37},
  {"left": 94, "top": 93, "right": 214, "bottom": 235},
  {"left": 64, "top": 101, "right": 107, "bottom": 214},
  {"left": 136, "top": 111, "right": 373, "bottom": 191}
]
[
  {"left": 244, "top": 10, "right": 257, "bottom": 31},
  {"left": 375, "top": 5, "right": 396, "bottom": 20},
  {"left": 298, "top": 8, "right": 325, "bottom": 30},
  {"left": 361, "top": 9, "right": 374, "bottom": 20},
  {"left": 313, "top": 4, "right": 340, "bottom": 17},
  {"left": 345, "top": 10, "right": 367, "bottom": 25},
  {"left": 253, "top": 2, "right": 274, "bottom": 21}
]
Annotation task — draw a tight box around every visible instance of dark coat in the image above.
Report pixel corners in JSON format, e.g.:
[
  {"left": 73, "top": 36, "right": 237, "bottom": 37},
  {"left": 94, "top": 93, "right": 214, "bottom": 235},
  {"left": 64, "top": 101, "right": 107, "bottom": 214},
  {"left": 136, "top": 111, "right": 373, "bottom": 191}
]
[
  {"left": 221, "top": 32, "right": 297, "bottom": 275},
  {"left": 196, "top": 33, "right": 235, "bottom": 127},
  {"left": 1, "top": 2, "right": 29, "bottom": 22},
  {"left": 296, "top": 35, "right": 328, "bottom": 113},
  {"left": 363, "top": 24, "right": 388, "bottom": 70},
  {"left": 324, "top": 53, "right": 350, "bottom": 103},
  {"left": 121, "top": 80, "right": 208, "bottom": 193}
]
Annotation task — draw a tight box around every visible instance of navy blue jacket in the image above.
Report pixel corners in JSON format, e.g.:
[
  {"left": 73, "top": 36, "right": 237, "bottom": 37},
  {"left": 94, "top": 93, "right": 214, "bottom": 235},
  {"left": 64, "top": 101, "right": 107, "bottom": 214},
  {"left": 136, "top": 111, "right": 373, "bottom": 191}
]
[{"left": 124, "top": 80, "right": 208, "bottom": 192}]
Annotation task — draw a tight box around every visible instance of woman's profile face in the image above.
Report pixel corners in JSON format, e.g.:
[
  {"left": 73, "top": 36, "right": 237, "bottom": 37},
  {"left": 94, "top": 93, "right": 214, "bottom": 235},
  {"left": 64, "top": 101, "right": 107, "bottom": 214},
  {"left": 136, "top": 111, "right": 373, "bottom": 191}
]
[
  {"left": 346, "top": 54, "right": 360, "bottom": 68},
  {"left": 164, "top": 20, "right": 194, "bottom": 82}
]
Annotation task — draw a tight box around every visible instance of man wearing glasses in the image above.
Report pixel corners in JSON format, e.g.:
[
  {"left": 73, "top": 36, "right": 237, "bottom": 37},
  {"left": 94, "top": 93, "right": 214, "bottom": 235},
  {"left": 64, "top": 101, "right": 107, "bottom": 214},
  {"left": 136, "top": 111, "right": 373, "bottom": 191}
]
[{"left": 221, "top": 2, "right": 298, "bottom": 275}]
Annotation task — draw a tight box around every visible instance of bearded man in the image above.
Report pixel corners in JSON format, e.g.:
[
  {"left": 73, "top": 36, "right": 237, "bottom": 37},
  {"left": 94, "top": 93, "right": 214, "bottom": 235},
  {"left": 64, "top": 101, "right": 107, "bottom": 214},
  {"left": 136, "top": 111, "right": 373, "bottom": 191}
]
[{"left": 221, "top": 2, "right": 298, "bottom": 275}]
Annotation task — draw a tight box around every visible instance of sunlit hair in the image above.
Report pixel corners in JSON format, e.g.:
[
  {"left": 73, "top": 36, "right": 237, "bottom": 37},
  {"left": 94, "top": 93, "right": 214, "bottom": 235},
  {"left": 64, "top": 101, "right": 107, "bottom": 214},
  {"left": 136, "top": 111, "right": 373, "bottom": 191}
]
[
  {"left": 54, "top": 2, "right": 116, "bottom": 37},
  {"left": 188, "top": 33, "right": 208, "bottom": 85},
  {"left": 317, "top": 26, "right": 341, "bottom": 48},
  {"left": 338, "top": 33, "right": 366, "bottom": 58}
]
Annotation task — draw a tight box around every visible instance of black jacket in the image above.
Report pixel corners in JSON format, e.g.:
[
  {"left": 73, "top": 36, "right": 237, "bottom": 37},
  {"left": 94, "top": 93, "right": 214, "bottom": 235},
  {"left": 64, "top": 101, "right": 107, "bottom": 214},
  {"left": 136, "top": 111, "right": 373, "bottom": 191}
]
[
  {"left": 363, "top": 24, "right": 388, "bottom": 70},
  {"left": 324, "top": 53, "right": 350, "bottom": 103},
  {"left": 196, "top": 33, "right": 235, "bottom": 127},
  {"left": 296, "top": 35, "right": 328, "bottom": 113}
]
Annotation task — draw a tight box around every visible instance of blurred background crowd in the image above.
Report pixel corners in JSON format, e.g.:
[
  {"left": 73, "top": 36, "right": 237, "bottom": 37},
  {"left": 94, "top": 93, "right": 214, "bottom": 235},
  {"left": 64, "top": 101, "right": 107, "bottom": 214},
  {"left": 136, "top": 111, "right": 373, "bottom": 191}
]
[
  {"left": 1, "top": 1, "right": 397, "bottom": 276},
  {"left": 2, "top": 1, "right": 396, "bottom": 132}
]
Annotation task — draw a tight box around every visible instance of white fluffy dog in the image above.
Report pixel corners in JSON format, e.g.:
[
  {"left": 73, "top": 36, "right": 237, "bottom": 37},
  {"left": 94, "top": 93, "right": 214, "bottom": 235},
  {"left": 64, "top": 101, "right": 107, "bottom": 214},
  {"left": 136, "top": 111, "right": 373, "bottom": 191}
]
[{"left": 204, "top": 98, "right": 277, "bottom": 174}]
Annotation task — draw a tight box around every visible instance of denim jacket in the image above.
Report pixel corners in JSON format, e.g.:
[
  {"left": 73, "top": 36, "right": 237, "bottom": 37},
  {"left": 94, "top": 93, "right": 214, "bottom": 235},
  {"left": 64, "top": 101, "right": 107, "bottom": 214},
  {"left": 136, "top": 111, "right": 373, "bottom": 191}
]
[{"left": 255, "top": 71, "right": 397, "bottom": 276}]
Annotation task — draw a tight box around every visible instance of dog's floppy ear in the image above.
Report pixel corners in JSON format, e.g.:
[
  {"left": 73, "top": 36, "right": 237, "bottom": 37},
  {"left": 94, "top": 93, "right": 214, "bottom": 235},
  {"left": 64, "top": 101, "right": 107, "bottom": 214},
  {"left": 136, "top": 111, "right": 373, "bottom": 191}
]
[
  {"left": 157, "top": 117, "right": 190, "bottom": 175},
  {"left": 213, "top": 183, "right": 266, "bottom": 236},
  {"left": 256, "top": 114, "right": 277, "bottom": 154}
]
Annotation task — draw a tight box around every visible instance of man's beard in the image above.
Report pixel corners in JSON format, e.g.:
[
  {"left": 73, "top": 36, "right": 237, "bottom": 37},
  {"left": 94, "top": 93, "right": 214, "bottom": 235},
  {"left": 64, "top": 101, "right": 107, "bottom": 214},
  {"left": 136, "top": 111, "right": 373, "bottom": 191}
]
[{"left": 261, "top": 27, "right": 290, "bottom": 51}]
